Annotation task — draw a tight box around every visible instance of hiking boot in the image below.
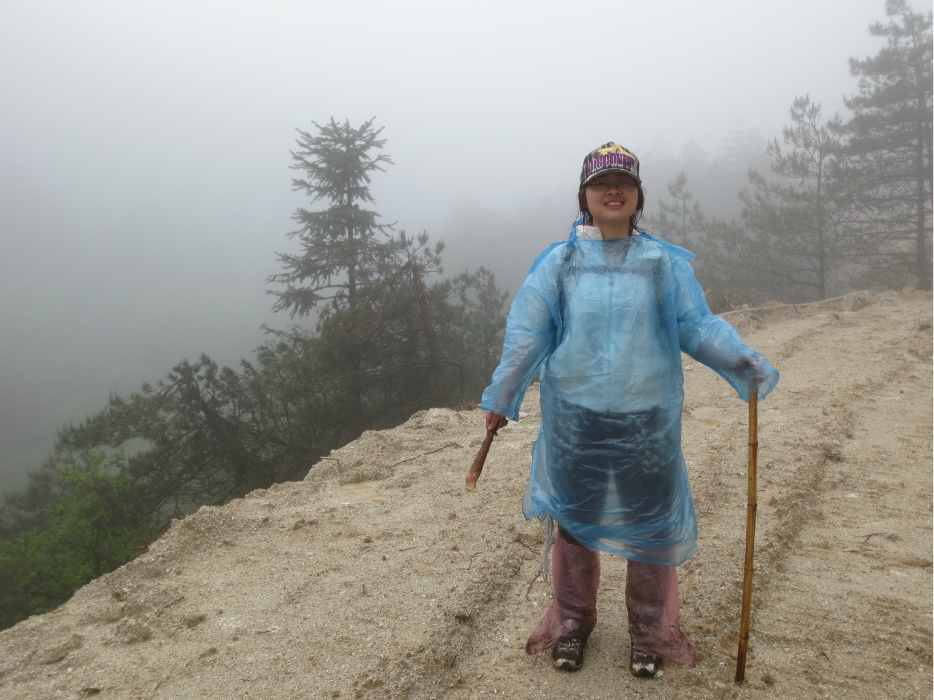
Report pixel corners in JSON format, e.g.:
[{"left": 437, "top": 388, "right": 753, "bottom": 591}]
[
  {"left": 629, "top": 648, "right": 663, "bottom": 677},
  {"left": 552, "top": 630, "right": 585, "bottom": 671}
]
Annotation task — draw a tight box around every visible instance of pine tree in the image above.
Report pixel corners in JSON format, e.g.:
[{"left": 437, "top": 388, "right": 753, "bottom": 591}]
[
  {"left": 295, "top": 230, "right": 507, "bottom": 427},
  {"left": 839, "top": 0, "right": 933, "bottom": 290},
  {"left": 267, "top": 118, "right": 393, "bottom": 317},
  {"left": 643, "top": 172, "right": 705, "bottom": 247},
  {"left": 704, "top": 96, "right": 850, "bottom": 303}
]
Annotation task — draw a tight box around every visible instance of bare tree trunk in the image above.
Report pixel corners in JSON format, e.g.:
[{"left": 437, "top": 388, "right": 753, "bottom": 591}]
[
  {"left": 914, "top": 64, "right": 932, "bottom": 291},
  {"left": 410, "top": 261, "right": 448, "bottom": 404},
  {"left": 816, "top": 164, "right": 826, "bottom": 301},
  {"left": 345, "top": 193, "right": 362, "bottom": 425},
  {"left": 915, "top": 104, "right": 931, "bottom": 291}
]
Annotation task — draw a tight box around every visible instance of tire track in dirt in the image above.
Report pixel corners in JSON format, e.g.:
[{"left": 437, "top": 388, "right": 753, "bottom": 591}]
[{"left": 689, "top": 291, "right": 933, "bottom": 699}]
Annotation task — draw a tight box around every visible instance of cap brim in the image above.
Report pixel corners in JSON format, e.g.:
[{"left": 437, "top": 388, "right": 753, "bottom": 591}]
[{"left": 580, "top": 170, "right": 643, "bottom": 188}]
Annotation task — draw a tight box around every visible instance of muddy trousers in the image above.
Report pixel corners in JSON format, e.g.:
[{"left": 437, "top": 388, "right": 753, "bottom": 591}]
[{"left": 525, "top": 528, "right": 696, "bottom": 666}]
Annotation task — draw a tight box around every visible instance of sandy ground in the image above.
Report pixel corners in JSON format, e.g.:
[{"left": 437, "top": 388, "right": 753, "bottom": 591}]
[{"left": 0, "top": 289, "right": 931, "bottom": 700}]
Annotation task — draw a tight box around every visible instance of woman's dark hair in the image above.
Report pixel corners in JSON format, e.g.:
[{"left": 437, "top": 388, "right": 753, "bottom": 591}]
[{"left": 577, "top": 184, "right": 645, "bottom": 232}]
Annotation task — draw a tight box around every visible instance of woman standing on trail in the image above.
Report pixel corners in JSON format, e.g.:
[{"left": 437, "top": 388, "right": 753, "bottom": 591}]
[{"left": 481, "top": 143, "right": 779, "bottom": 677}]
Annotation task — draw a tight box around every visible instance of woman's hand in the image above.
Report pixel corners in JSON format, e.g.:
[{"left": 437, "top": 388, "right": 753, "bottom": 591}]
[
  {"left": 734, "top": 354, "right": 767, "bottom": 387},
  {"left": 486, "top": 411, "right": 509, "bottom": 432}
]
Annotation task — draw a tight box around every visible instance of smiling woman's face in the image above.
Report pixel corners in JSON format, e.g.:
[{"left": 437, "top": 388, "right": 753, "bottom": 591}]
[{"left": 584, "top": 174, "right": 640, "bottom": 234}]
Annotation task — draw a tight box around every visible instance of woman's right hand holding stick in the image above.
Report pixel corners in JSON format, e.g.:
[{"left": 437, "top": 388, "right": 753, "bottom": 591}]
[{"left": 466, "top": 412, "right": 509, "bottom": 491}]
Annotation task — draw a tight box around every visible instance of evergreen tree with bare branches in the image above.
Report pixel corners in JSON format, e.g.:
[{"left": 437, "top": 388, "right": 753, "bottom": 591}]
[
  {"left": 837, "top": 0, "right": 932, "bottom": 290},
  {"left": 643, "top": 172, "right": 705, "bottom": 248},
  {"left": 704, "top": 96, "right": 850, "bottom": 303},
  {"left": 267, "top": 118, "right": 393, "bottom": 318}
]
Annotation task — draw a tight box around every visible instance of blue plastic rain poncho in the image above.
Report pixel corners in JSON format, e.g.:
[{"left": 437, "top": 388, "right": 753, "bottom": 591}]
[{"left": 481, "top": 224, "right": 779, "bottom": 566}]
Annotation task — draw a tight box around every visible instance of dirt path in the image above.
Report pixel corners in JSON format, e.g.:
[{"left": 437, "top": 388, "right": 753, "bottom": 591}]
[{"left": 0, "top": 289, "right": 931, "bottom": 700}]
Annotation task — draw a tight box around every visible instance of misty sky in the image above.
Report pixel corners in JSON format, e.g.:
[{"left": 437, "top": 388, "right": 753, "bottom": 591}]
[{"left": 0, "top": 0, "right": 895, "bottom": 491}]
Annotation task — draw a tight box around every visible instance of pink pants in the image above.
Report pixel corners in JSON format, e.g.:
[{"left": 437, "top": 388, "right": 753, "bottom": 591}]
[{"left": 526, "top": 529, "right": 696, "bottom": 665}]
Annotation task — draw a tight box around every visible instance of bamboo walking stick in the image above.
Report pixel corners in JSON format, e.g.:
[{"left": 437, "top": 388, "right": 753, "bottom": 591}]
[{"left": 735, "top": 389, "right": 758, "bottom": 682}]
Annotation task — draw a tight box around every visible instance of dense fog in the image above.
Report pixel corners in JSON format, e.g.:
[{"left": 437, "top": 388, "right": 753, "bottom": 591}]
[{"left": 0, "top": 0, "right": 894, "bottom": 493}]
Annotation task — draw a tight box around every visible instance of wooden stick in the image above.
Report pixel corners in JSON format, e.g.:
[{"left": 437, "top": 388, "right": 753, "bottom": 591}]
[
  {"left": 465, "top": 428, "right": 497, "bottom": 491},
  {"left": 735, "top": 389, "right": 758, "bottom": 683}
]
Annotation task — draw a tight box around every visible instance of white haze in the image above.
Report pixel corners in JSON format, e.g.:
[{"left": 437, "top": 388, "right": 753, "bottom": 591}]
[{"left": 0, "top": 0, "right": 891, "bottom": 492}]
